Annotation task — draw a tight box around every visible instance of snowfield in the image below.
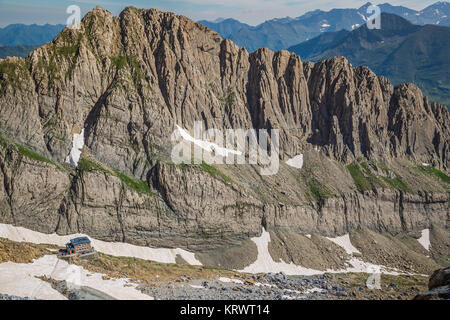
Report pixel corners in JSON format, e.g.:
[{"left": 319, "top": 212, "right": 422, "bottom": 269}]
[
  {"left": 0, "top": 224, "right": 410, "bottom": 300},
  {"left": 418, "top": 229, "right": 431, "bottom": 251},
  {"left": 239, "top": 228, "right": 401, "bottom": 276},
  {"left": 326, "top": 234, "right": 361, "bottom": 255},
  {"left": 239, "top": 228, "right": 323, "bottom": 275},
  {"left": 175, "top": 125, "right": 242, "bottom": 158},
  {"left": 0, "top": 223, "right": 202, "bottom": 265},
  {"left": 0, "top": 255, "right": 152, "bottom": 300},
  {"left": 218, "top": 277, "right": 244, "bottom": 284},
  {"left": 286, "top": 154, "right": 304, "bottom": 169},
  {"left": 65, "top": 129, "right": 85, "bottom": 167}
]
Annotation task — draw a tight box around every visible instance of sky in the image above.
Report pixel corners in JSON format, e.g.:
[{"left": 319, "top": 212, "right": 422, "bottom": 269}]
[{"left": 0, "top": 0, "right": 441, "bottom": 27}]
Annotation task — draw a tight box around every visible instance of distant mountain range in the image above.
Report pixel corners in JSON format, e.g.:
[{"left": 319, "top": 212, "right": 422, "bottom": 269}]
[
  {"left": 288, "top": 13, "right": 450, "bottom": 108},
  {"left": 0, "top": 24, "right": 64, "bottom": 46},
  {"left": 1, "top": 2, "right": 448, "bottom": 52},
  {"left": 0, "top": 45, "right": 37, "bottom": 59},
  {"left": 199, "top": 1, "right": 450, "bottom": 52}
]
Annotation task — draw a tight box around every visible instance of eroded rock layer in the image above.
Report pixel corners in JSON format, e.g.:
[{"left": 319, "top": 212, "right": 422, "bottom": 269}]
[{"left": 0, "top": 7, "right": 448, "bottom": 254}]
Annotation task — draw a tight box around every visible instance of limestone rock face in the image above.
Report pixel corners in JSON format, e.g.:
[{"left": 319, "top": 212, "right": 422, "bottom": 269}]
[
  {"left": 414, "top": 267, "right": 450, "bottom": 300},
  {"left": 0, "top": 144, "right": 70, "bottom": 233},
  {"left": 0, "top": 7, "right": 449, "bottom": 250},
  {"left": 429, "top": 267, "right": 450, "bottom": 290}
]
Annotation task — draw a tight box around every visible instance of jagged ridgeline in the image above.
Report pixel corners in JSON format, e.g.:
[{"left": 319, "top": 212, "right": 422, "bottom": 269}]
[{"left": 0, "top": 6, "right": 449, "bottom": 256}]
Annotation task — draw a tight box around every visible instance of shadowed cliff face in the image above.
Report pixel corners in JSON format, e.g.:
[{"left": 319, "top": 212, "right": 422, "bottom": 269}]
[{"left": 0, "top": 6, "right": 449, "bottom": 250}]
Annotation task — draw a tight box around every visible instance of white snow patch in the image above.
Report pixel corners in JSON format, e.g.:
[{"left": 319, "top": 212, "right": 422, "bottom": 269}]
[
  {"left": 239, "top": 228, "right": 323, "bottom": 276},
  {"left": 176, "top": 125, "right": 241, "bottom": 158},
  {"left": 418, "top": 229, "right": 431, "bottom": 251},
  {"left": 422, "top": 163, "right": 430, "bottom": 167},
  {"left": 65, "top": 129, "right": 85, "bottom": 167},
  {"left": 305, "top": 234, "right": 311, "bottom": 239},
  {"left": 341, "top": 257, "right": 400, "bottom": 275},
  {"left": 358, "top": 13, "right": 368, "bottom": 21},
  {"left": 189, "top": 284, "right": 205, "bottom": 289},
  {"left": 304, "top": 287, "right": 325, "bottom": 294},
  {"left": 254, "top": 282, "right": 274, "bottom": 287},
  {"left": 239, "top": 228, "right": 401, "bottom": 276},
  {"left": 326, "top": 234, "right": 361, "bottom": 255},
  {"left": 286, "top": 154, "right": 303, "bottom": 169},
  {"left": 0, "top": 255, "right": 152, "bottom": 300},
  {"left": 0, "top": 223, "right": 202, "bottom": 266},
  {"left": 218, "top": 277, "right": 243, "bottom": 284},
  {"left": 0, "top": 258, "right": 67, "bottom": 300}
]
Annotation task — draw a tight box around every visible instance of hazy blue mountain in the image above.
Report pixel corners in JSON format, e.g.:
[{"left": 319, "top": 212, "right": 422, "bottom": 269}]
[
  {"left": 0, "top": 45, "right": 37, "bottom": 58},
  {"left": 288, "top": 13, "right": 450, "bottom": 108},
  {"left": 198, "top": 18, "right": 250, "bottom": 39},
  {"left": 0, "top": 24, "right": 65, "bottom": 46},
  {"left": 376, "top": 2, "right": 419, "bottom": 17},
  {"left": 199, "top": 1, "right": 450, "bottom": 52},
  {"left": 287, "top": 30, "right": 349, "bottom": 59},
  {"left": 408, "top": 1, "right": 450, "bottom": 25}
]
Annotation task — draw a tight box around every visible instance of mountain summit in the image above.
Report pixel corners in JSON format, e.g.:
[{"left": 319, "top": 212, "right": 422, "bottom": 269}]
[{"left": 288, "top": 13, "right": 450, "bottom": 107}]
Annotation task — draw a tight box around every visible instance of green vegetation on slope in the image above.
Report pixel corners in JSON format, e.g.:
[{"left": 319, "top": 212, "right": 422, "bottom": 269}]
[
  {"left": 347, "top": 163, "right": 372, "bottom": 192},
  {"left": 381, "top": 176, "right": 413, "bottom": 193},
  {"left": 110, "top": 55, "right": 146, "bottom": 90},
  {"left": 111, "top": 55, "right": 127, "bottom": 69},
  {"left": 308, "top": 177, "right": 333, "bottom": 203},
  {"left": 200, "top": 162, "right": 233, "bottom": 184},
  {"left": 347, "top": 162, "right": 412, "bottom": 193},
  {"left": 0, "top": 59, "right": 31, "bottom": 93},
  {"left": 113, "top": 169, "right": 153, "bottom": 195},
  {"left": 77, "top": 157, "right": 110, "bottom": 174},
  {"left": 218, "top": 87, "right": 236, "bottom": 107},
  {"left": 0, "top": 135, "right": 61, "bottom": 170},
  {"left": 15, "top": 144, "right": 55, "bottom": 166},
  {"left": 417, "top": 165, "right": 450, "bottom": 185},
  {"left": 78, "top": 157, "right": 153, "bottom": 195}
]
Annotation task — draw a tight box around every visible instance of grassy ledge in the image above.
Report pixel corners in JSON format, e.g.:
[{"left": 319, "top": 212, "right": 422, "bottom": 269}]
[
  {"left": 78, "top": 158, "right": 154, "bottom": 195},
  {"left": 15, "top": 144, "right": 55, "bottom": 166},
  {"left": 417, "top": 165, "right": 450, "bottom": 185},
  {"left": 0, "top": 135, "right": 61, "bottom": 170},
  {"left": 381, "top": 176, "right": 413, "bottom": 193},
  {"left": 347, "top": 162, "right": 412, "bottom": 193},
  {"left": 308, "top": 177, "right": 333, "bottom": 203},
  {"left": 0, "top": 59, "right": 31, "bottom": 94},
  {"left": 200, "top": 161, "right": 233, "bottom": 184},
  {"left": 347, "top": 163, "right": 372, "bottom": 192}
]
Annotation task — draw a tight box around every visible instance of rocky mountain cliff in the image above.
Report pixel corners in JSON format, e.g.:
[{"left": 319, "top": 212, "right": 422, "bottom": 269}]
[
  {"left": 0, "top": 7, "right": 448, "bottom": 254},
  {"left": 288, "top": 13, "right": 450, "bottom": 107}
]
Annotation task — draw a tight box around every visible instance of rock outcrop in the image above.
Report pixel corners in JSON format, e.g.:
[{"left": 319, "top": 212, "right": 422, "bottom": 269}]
[
  {"left": 414, "top": 266, "right": 450, "bottom": 300},
  {"left": 0, "top": 6, "right": 449, "bottom": 255}
]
